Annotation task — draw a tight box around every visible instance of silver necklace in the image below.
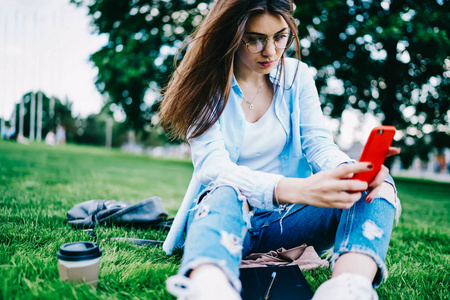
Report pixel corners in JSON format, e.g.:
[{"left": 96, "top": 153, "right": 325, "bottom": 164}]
[{"left": 242, "top": 78, "right": 264, "bottom": 110}]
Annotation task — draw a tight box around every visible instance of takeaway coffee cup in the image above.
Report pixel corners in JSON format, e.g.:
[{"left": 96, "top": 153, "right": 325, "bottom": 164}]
[{"left": 57, "top": 242, "right": 102, "bottom": 286}]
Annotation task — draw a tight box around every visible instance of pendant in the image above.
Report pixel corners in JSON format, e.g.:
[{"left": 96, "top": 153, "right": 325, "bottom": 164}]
[{"left": 249, "top": 104, "right": 255, "bottom": 110}]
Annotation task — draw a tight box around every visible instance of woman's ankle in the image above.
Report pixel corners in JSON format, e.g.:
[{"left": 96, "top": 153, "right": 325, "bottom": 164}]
[
  {"left": 332, "top": 252, "right": 377, "bottom": 282},
  {"left": 190, "top": 264, "right": 227, "bottom": 280}
]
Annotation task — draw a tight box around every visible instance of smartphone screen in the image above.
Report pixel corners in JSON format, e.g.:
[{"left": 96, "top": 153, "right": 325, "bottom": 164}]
[{"left": 353, "top": 126, "right": 396, "bottom": 183}]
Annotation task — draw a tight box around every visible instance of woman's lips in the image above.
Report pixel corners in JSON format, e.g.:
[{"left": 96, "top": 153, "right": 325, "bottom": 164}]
[{"left": 258, "top": 60, "right": 275, "bottom": 68}]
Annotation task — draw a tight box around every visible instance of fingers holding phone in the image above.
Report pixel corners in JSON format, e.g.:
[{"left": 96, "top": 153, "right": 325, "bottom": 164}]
[
  {"left": 351, "top": 126, "right": 400, "bottom": 202},
  {"left": 386, "top": 147, "right": 401, "bottom": 158},
  {"left": 276, "top": 163, "right": 371, "bottom": 209},
  {"left": 352, "top": 126, "right": 396, "bottom": 184},
  {"left": 365, "top": 165, "right": 390, "bottom": 203}
]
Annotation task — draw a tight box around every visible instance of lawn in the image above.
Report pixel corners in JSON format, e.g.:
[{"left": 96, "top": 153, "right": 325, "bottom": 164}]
[{"left": 0, "top": 141, "right": 448, "bottom": 299}]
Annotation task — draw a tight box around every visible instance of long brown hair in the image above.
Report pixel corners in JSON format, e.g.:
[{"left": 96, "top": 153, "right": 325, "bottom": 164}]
[{"left": 160, "top": 0, "right": 301, "bottom": 140}]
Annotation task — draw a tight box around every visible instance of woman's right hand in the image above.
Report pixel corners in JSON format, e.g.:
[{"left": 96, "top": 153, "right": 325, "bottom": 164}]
[{"left": 275, "top": 163, "right": 373, "bottom": 209}]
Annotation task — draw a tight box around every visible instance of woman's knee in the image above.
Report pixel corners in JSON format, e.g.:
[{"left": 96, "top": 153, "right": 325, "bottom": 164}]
[
  {"left": 201, "top": 185, "right": 240, "bottom": 204},
  {"left": 377, "top": 182, "right": 396, "bottom": 205},
  {"left": 376, "top": 181, "right": 401, "bottom": 225},
  {"left": 196, "top": 185, "right": 245, "bottom": 217}
]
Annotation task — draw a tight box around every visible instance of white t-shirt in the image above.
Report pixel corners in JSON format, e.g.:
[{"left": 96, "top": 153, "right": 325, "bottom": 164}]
[{"left": 237, "top": 100, "right": 286, "bottom": 174}]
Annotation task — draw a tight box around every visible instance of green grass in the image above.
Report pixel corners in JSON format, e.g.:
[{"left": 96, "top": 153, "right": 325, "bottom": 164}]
[{"left": 1, "top": 141, "right": 449, "bottom": 299}]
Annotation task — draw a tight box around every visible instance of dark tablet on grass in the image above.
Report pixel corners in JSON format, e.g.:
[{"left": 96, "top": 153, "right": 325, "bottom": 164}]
[{"left": 239, "top": 265, "right": 314, "bottom": 300}]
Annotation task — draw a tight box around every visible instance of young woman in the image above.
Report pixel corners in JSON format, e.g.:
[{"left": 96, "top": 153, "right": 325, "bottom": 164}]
[{"left": 160, "top": 0, "right": 401, "bottom": 299}]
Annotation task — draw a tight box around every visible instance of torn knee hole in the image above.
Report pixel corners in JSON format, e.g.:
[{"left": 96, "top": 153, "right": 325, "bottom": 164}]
[
  {"left": 194, "top": 205, "right": 210, "bottom": 220},
  {"left": 377, "top": 182, "right": 396, "bottom": 205},
  {"left": 362, "top": 220, "right": 383, "bottom": 240},
  {"left": 220, "top": 231, "right": 243, "bottom": 255}
]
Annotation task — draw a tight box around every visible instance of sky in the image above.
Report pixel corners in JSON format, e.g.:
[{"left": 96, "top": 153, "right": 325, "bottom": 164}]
[{"left": 0, "top": 0, "right": 108, "bottom": 120}]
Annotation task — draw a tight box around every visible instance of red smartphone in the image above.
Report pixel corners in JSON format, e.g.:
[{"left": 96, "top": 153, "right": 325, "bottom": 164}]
[{"left": 353, "top": 125, "right": 396, "bottom": 183}]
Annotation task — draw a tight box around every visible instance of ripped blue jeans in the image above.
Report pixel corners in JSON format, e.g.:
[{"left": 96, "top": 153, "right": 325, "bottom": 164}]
[{"left": 180, "top": 182, "right": 398, "bottom": 291}]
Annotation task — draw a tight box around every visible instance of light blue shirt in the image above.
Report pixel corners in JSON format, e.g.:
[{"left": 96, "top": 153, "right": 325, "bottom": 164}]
[{"left": 163, "top": 57, "right": 352, "bottom": 255}]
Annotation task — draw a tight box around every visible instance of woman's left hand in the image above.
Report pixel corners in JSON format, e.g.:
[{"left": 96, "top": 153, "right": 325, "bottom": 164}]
[{"left": 365, "top": 147, "right": 401, "bottom": 203}]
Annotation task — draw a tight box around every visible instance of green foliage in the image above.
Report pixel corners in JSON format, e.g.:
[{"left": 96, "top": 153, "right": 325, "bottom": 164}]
[
  {"left": 73, "top": 0, "right": 449, "bottom": 168},
  {"left": 73, "top": 112, "right": 129, "bottom": 147},
  {"left": 293, "top": 0, "right": 450, "bottom": 168},
  {"left": 71, "top": 0, "right": 208, "bottom": 131},
  {"left": 12, "top": 91, "right": 76, "bottom": 141},
  {"left": 10, "top": 91, "right": 131, "bottom": 147}
]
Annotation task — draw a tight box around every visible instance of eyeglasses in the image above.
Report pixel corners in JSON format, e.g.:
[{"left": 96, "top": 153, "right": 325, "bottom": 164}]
[{"left": 241, "top": 33, "right": 294, "bottom": 54}]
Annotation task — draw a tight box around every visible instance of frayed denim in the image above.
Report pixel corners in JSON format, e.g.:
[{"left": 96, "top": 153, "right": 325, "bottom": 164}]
[
  {"left": 180, "top": 182, "right": 398, "bottom": 290},
  {"left": 180, "top": 186, "right": 248, "bottom": 290}
]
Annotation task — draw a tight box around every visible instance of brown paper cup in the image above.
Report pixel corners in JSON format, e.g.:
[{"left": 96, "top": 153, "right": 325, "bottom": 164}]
[
  {"left": 58, "top": 258, "right": 100, "bottom": 286},
  {"left": 57, "top": 242, "right": 102, "bottom": 287}
]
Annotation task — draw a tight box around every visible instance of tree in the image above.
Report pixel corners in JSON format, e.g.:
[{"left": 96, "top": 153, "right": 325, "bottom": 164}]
[
  {"left": 8, "top": 91, "right": 130, "bottom": 147},
  {"left": 74, "top": 0, "right": 449, "bottom": 168},
  {"left": 293, "top": 0, "right": 450, "bottom": 167},
  {"left": 73, "top": 111, "right": 129, "bottom": 147},
  {"left": 12, "top": 92, "right": 77, "bottom": 142},
  {"left": 70, "top": 0, "right": 208, "bottom": 132}
]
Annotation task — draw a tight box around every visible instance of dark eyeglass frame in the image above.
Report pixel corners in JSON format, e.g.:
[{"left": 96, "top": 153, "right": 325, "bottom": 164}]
[{"left": 241, "top": 33, "right": 294, "bottom": 54}]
